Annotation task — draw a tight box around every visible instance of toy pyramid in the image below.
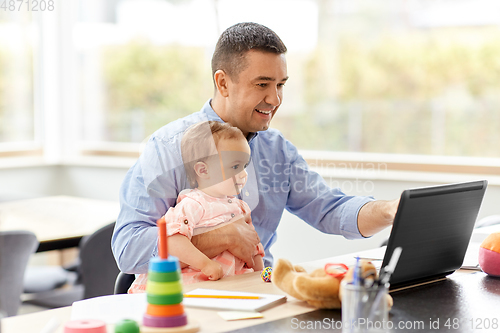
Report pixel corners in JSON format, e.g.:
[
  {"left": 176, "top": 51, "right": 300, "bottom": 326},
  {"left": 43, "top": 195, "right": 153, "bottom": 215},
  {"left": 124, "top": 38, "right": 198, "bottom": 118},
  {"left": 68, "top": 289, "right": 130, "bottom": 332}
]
[{"left": 141, "top": 216, "right": 200, "bottom": 333}]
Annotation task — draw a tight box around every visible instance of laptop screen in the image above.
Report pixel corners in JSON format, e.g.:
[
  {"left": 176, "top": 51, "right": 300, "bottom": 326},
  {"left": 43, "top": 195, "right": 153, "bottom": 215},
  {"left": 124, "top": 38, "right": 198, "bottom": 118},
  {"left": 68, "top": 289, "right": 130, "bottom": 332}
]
[{"left": 382, "top": 180, "right": 487, "bottom": 289}]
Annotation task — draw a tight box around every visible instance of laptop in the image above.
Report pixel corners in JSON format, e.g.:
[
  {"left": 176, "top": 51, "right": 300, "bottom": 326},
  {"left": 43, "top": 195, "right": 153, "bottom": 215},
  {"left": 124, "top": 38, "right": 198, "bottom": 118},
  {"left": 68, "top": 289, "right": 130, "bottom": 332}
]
[{"left": 381, "top": 180, "right": 488, "bottom": 289}]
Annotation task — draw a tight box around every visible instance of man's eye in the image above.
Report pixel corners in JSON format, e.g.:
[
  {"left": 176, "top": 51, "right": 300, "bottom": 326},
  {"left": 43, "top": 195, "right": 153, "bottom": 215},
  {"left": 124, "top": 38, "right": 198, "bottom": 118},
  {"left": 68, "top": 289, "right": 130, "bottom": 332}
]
[
  {"left": 258, "top": 83, "right": 267, "bottom": 88},
  {"left": 278, "top": 83, "right": 286, "bottom": 88},
  {"left": 244, "top": 163, "right": 249, "bottom": 169},
  {"left": 231, "top": 164, "right": 240, "bottom": 170}
]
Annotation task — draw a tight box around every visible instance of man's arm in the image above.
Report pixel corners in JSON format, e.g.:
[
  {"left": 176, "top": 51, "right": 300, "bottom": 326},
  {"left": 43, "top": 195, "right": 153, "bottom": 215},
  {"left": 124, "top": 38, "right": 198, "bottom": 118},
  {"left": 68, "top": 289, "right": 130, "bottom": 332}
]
[
  {"left": 357, "top": 199, "right": 399, "bottom": 237},
  {"left": 190, "top": 215, "right": 261, "bottom": 269}
]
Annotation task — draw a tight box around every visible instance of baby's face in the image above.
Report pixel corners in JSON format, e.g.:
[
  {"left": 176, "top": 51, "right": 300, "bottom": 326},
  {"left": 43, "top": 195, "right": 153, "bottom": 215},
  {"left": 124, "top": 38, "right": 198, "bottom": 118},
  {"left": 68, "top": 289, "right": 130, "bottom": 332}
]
[{"left": 204, "top": 137, "right": 251, "bottom": 197}]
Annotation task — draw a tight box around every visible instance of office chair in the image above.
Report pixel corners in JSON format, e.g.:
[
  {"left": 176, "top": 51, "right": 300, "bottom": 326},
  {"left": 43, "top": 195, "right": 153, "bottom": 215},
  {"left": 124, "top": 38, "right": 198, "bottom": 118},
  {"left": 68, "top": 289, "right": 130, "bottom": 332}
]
[
  {"left": 0, "top": 230, "right": 38, "bottom": 317},
  {"left": 24, "top": 222, "right": 120, "bottom": 307},
  {"left": 114, "top": 271, "right": 136, "bottom": 294},
  {"left": 79, "top": 222, "right": 120, "bottom": 299}
]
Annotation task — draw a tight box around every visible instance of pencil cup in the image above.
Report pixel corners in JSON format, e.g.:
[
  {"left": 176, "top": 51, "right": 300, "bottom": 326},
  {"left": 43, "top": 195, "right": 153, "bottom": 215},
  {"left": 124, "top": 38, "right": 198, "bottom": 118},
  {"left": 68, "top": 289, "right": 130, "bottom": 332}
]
[{"left": 341, "top": 283, "right": 389, "bottom": 333}]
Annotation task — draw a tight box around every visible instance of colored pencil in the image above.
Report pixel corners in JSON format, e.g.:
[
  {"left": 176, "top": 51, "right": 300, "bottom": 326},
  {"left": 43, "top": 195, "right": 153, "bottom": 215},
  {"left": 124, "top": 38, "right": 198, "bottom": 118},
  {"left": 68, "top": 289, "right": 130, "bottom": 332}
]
[{"left": 183, "top": 294, "right": 261, "bottom": 299}]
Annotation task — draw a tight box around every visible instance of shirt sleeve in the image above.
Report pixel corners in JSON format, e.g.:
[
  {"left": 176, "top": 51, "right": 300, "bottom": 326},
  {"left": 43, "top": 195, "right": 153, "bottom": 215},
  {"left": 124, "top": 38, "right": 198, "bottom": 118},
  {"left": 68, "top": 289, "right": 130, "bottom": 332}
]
[
  {"left": 283, "top": 139, "right": 374, "bottom": 239},
  {"left": 165, "top": 197, "right": 204, "bottom": 240},
  {"left": 111, "top": 135, "right": 188, "bottom": 274}
]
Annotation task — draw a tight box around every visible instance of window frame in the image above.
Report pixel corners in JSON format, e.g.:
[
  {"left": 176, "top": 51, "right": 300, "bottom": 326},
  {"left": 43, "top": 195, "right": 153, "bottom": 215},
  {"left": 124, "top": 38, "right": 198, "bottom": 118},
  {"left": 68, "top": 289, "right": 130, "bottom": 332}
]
[{"left": 1, "top": 0, "right": 498, "bottom": 185}]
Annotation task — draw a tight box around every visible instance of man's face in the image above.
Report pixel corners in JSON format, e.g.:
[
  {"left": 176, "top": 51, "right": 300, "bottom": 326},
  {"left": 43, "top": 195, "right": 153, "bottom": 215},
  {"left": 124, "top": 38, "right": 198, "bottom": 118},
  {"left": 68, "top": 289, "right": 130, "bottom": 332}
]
[{"left": 223, "top": 50, "right": 288, "bottom": 136}]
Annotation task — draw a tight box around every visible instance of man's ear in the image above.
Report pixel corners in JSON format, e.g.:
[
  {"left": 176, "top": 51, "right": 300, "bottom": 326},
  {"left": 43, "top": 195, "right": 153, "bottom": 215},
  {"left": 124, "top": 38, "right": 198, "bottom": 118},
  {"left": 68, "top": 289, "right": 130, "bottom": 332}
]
[
  {"left": 214, "top": 69, "right": 229, "bottom": 97},
  {"left": 194, "top": 161, "right": 209, "bottom": 179}
]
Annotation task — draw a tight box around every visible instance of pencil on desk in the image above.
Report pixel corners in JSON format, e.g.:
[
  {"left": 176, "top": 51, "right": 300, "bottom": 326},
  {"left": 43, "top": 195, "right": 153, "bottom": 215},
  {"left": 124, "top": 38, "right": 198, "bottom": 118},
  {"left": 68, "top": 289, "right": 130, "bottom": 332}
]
[{"left": 183, "top": 294, "right": 261, "bottom": 299}]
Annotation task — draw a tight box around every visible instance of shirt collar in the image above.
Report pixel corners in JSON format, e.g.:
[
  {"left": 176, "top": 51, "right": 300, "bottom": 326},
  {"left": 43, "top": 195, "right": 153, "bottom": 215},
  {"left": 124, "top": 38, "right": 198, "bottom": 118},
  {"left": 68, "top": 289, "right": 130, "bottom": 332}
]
[
  {"left": 202, "top": 99, "right": 260, "bottom": 143},
  {"left": 202, "top": 99, "right": 224, "bottom": 122}
]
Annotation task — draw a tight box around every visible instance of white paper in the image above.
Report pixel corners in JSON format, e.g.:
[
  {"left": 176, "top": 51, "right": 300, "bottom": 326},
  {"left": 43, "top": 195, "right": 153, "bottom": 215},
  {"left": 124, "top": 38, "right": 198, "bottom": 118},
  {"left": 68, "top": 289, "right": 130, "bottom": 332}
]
[
  {"left": 183, "top": 288, "right": 286, "bottom": 312},
  {"left": 71, "top": 293, "right": 147, "bottom": 324}
]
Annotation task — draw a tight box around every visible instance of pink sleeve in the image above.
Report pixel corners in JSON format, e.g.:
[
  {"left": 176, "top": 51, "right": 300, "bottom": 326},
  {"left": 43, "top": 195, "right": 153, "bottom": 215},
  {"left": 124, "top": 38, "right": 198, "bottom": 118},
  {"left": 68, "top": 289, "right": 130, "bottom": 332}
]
[
  {"left": 238, "top": 200, "right": 251, "bottom": 215},
  {"left": 163, "top": 198, "right": 204, "bottom": 240}
]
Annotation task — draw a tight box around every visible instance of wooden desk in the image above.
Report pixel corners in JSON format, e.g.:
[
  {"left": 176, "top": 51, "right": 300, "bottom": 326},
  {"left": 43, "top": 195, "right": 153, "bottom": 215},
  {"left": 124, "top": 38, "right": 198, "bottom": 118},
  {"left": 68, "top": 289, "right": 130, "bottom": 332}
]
[
  {"left": 2, "top": 247, "right": 497, "bottom": 333},
  {"left": 231, "top": 272, "right": 500, "bottom": 333},
  {"left": 1, "top": 272, "right": 317, "bottom": 333},
  {"left": 0, "top": 196, "right": 120, "bottom": 252}
]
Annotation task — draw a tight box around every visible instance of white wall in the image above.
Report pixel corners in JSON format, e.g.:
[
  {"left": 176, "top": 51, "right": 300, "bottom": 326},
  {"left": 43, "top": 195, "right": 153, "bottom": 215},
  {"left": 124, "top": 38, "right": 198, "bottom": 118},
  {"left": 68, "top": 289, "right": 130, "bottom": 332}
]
[
  {"left": 272, "top": 177, "right": 500, "bottom": 265},
  {"left": 1, "top": 163, "right": 498, "bottom": 266}
]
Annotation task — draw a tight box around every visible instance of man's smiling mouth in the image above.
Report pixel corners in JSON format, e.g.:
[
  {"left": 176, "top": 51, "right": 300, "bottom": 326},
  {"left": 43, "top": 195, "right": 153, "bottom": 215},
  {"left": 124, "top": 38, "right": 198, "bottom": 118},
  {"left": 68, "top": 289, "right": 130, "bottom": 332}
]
[{"left": 255, "top": 109, "right": 272, "bottom": 115}]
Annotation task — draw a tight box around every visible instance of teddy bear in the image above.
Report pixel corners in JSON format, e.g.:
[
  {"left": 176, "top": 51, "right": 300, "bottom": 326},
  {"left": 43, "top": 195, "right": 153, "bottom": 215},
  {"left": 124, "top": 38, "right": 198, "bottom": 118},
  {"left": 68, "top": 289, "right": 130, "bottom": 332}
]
[{"left": 272, "top": 258, "right": 393, "bottom": 310}]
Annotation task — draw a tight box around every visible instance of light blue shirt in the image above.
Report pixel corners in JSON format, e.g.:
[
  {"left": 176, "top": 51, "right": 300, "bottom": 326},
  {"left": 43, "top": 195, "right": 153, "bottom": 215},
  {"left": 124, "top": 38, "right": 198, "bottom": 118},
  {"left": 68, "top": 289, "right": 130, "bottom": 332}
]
[{"left": 112, "top": 100, "right": 373, "bottom": 273}]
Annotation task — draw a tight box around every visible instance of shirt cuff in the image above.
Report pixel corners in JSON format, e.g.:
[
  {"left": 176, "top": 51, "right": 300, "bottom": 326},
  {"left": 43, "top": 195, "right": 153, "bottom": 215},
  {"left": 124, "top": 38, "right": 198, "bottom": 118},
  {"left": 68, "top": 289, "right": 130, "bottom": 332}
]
[{"left": 340, "top": 196, "right": 375, "bottom": 240}]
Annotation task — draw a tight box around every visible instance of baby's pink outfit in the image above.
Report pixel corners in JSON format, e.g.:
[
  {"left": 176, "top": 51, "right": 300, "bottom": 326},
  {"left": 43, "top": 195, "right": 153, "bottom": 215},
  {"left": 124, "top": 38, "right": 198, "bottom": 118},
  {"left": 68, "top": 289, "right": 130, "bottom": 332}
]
[{"left": 128, "top": 188, "right": 264, "bottom": 293}]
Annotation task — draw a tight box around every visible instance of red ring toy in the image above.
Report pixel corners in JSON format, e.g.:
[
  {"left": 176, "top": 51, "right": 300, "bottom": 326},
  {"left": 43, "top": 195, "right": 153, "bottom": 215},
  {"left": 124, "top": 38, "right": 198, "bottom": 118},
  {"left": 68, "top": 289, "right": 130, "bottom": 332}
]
[{"left": 324, "top": 263, "right": 349, "bottom": 278}]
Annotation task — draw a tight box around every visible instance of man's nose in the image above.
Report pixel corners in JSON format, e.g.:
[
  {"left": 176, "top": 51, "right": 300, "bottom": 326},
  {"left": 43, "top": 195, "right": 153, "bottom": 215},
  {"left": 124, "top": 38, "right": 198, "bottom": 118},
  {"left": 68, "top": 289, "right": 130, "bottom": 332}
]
[{"left": 265, "top": 87, "right": 281, "bottom": 107}]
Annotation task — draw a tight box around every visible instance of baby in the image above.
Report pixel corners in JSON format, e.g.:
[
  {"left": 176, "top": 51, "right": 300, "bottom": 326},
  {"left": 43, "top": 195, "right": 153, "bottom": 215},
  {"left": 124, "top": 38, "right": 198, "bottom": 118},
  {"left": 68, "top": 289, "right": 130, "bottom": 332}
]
[{"left": 129, "top": 121, "right": 264, "bottom": 292}]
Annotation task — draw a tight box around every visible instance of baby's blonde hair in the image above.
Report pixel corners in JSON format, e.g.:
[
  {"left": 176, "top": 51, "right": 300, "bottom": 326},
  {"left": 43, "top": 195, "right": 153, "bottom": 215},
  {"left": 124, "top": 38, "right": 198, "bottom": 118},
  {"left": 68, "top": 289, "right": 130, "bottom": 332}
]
[{"left": 181, "top": 121, "right": 246, "bottom": 188}]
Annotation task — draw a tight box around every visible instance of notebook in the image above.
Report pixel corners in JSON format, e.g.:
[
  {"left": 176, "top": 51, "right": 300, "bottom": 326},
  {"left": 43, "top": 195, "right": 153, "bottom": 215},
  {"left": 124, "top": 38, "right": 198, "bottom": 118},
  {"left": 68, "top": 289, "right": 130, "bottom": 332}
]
[
  {"left": 381, "top": 180, "right": 487, "bottom": 289},
  {"left": 183, "top": 288, "right": 287, "bottom": 312}
]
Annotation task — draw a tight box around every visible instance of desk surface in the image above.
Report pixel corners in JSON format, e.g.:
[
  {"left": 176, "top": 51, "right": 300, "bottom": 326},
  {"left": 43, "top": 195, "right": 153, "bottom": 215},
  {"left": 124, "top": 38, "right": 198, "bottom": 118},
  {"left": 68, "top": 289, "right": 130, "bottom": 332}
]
[
  {"left": 232, "top": 272, "right": 500, "bottom": 333},
  {"left": 0, "top": 196, "right": 120, "bottom": 251},
  {"left": 2, "top": 272, "right": 316, "bottom": 333},
  {"left": 3, "top": 245, "right": 496, "bottom": 333}
]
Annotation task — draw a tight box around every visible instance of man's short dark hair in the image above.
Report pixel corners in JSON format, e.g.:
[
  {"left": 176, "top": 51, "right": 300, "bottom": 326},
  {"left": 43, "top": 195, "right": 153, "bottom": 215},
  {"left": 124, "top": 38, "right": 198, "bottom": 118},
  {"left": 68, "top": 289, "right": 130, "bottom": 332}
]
[{"left": 211, "top": 22, "right": 287, "bottom": 82}]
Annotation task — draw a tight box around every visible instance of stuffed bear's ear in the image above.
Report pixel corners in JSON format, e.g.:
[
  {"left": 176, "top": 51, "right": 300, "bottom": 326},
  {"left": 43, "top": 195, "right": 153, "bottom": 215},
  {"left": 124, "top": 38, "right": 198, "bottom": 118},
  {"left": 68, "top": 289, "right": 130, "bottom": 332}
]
[{"left": 343, "top": 260, "right": 378, "bottom": 284}]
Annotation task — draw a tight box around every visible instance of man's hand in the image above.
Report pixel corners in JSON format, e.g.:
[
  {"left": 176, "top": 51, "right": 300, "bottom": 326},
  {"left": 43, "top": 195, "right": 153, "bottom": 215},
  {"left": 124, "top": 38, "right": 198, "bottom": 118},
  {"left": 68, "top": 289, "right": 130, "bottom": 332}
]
[
  {"left": 357, "top": 199, "right": 399, "bottom": 237},
  {"left": 224, "top": 217, "right": 261, "bottom": 268},
  {"left": 190, "top": 213, "right": 260, "bottom": 269}
]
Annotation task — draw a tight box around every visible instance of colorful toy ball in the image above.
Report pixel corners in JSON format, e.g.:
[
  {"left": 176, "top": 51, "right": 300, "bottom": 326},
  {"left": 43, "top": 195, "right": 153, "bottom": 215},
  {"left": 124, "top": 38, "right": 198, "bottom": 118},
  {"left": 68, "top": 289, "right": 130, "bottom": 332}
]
[
  {"left": 479, "top": 232, "right": 500, "bottom": 277},
  {"left": 261, "top": 267, "right": 273, "bottom": 282}
]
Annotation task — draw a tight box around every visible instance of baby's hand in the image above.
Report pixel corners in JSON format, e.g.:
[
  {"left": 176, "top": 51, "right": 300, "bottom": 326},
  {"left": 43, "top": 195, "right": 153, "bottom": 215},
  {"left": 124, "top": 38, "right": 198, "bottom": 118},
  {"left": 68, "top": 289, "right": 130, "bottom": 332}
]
[{"left": 201, "top": 260, "right": 223, "bottom": 281}]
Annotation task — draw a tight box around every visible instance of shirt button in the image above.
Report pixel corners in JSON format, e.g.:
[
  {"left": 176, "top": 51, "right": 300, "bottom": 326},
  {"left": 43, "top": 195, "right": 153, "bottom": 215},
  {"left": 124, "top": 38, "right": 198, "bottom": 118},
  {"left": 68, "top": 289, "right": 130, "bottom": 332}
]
[
  {"left": 183, "top": 219, "right": 189, "bottom": 225},
  {"left": 231, "top": 213, "right": 235, "bottom": 218},
  {"left": 228, "top": 199, "right": 232, "bottom": 204},
  {"left": 245, "top": 191, "right": 249, "bottom": 197}
]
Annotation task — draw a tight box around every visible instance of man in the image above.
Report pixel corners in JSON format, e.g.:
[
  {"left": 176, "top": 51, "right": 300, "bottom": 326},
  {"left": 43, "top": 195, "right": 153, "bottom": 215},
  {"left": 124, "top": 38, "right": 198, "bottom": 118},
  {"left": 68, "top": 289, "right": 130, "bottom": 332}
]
[{"left": 112, "top": 22, "right": 398, "bottom": 273}]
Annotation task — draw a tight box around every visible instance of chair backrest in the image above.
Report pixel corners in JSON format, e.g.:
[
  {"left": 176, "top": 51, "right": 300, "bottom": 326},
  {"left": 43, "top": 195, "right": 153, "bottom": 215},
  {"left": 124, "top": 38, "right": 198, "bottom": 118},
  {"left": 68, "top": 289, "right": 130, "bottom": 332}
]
[
  {"left": 79, "top": 222, "right": 120, "bottom": 299},
  {"left": 0, "top": 231, "right": 38, "bottom": 316},
  {"left": 114, "top": 271, "right": 136, "bottom": 295}
]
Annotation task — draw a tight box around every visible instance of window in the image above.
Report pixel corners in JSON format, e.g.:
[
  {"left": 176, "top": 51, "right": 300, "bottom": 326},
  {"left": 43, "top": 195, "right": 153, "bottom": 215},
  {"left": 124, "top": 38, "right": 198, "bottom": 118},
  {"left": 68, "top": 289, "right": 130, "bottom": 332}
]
[
  {"left": 273, "top": 0, "right": 500, "bottom": 158},
  {"left": 0, "top": 9, "right": 37, "bottom": 152},
  {"left": 4, "top": 0, "right": 499, "bottom": 165},
  {"left": 74, "top": 0, "right": 215, "bottom": 146},
  {"left": 73, "top": 0, "right": 500, "bottom": 160}
]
